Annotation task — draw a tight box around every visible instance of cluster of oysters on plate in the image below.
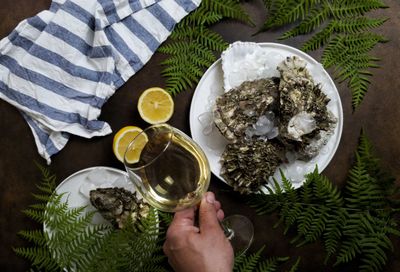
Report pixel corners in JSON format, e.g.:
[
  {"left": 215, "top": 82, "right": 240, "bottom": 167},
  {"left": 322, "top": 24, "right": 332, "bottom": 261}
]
[
  {"left": 90, "top": 187, "right": 150, "bottom": 229},
  {"left": 212, "top": 42, "right": 337, "bottom": 194},
  {"left": 79, "top": 169, "right": 150, "bottom": 229}
]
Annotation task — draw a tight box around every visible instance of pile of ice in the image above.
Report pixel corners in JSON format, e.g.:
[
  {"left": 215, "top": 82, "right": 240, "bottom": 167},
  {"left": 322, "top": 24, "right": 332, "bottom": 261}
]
[
  {"left": 79, "top": 168, "right": 134, "bottom": 200},
  {"left": 221, "top": 42, "right": 282, "bottom": 92}
]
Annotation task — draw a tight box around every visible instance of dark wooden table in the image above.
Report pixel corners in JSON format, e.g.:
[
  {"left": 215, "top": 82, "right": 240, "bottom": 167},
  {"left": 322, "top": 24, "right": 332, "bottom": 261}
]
[{"left": 1, "top": 0, "right": 400, "bottom": 271}]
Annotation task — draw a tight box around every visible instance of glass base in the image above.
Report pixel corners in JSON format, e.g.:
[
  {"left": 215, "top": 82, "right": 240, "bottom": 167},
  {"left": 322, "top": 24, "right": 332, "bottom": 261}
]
[{"left": 222, "top": 215, "right": 254, "bottom": 256}]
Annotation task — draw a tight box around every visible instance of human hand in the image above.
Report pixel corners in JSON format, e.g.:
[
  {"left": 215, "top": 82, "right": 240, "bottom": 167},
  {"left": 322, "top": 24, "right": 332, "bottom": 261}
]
[{"left": 163, "top": 192, "right": 234, "bottom": 272}]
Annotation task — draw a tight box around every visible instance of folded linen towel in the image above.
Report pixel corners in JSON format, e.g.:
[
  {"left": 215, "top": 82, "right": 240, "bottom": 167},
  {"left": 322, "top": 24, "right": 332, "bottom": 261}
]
[{"left": 0, "top": 0, "right": 201, "bottom": 163}]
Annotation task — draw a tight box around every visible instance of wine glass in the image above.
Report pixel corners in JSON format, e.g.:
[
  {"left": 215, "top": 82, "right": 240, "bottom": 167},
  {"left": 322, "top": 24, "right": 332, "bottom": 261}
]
[{"left": 124, "top": 123, "right": 254, "bottom": 254}]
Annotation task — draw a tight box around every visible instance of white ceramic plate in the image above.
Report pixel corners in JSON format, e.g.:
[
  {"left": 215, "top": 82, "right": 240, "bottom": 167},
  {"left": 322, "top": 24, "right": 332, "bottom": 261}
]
[
  {"left": 45, "top": 166, "right": 134, "bottom": 228},
  {"left": 189, "top": 42, "right": 343, "bottom": 191}
]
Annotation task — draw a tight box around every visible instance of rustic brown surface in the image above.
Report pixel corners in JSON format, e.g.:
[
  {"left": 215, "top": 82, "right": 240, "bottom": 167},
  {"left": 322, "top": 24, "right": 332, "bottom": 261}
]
[{"left": 1, "top": 0, "right": 400, "bottom": 271}]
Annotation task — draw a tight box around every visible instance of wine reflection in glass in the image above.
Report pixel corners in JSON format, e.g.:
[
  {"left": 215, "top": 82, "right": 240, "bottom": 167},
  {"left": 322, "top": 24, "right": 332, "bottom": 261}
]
[{"left": 124, "top": 123, "right": 254, "bottom": 254}]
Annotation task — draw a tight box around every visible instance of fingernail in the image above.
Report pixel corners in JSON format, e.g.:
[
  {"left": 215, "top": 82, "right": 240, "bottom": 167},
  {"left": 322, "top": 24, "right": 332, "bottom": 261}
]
[{"left": 206, "top": 192, "right": 215, "bottom": 204}]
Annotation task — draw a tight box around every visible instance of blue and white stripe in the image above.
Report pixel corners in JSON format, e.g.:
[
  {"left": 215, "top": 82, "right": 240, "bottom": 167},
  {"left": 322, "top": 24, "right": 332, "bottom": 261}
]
[{"left": 0, "top": 0, "right": 201, "bottom": 163}]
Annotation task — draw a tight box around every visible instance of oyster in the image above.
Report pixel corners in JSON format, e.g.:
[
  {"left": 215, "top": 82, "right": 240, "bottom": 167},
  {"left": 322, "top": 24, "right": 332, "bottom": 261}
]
[
  {"left": 90, "top": 187, "right": 149, "bottom": 229},
  {"left": 213, "top": 52, "right": 337, "bottom": 194},
  {"left": 213, "top": 78, "right": 280, "bottom": 142},
  {"left": 277, "top": 56, "right": 337, "bottom": 160},
  {"left": 221, "top": 140, "right": 283, "bottom": 194}
]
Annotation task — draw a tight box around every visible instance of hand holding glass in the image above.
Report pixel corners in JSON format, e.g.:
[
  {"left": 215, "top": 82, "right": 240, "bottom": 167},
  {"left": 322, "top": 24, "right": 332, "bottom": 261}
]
[{"left": 124, "top": 124, "right": 253, "bottom": 253}]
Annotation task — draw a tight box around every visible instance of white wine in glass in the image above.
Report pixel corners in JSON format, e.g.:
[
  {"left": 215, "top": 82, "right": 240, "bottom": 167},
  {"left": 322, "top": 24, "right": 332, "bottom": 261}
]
[
  {"left": 124, "top": 123, "right": 210, "bottom": 212},
  {"left": 124, "top": 123, "right": 254, "bottom": 254}
]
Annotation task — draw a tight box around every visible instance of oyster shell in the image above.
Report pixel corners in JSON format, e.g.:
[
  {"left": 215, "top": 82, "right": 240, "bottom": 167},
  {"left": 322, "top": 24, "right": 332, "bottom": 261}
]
[
  {"left": 90, "top": 187, "right": 149, "bottom": 229},
  {"left": 278, "top": 56, "right": 337, "bottom": 160},
  {"left": 213, "top": 50, "right": 337, "bottom": 194},
  {"left": 221, "top": 140, "right": 284, "bottom": 194},
  {"left": 213, "top": 78, "right": 280, "bottom": 142}
]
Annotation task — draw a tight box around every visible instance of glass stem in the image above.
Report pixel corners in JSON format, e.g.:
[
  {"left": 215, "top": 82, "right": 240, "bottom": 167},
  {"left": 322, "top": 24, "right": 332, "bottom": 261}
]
[{"left": 220, "top": 221, "right": 234, "bottom": 240}]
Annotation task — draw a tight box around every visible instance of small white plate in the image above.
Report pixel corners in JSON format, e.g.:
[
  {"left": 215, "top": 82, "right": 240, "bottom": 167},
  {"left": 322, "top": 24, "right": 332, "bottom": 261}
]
[
  {"left": 189, "top": 42, "right": 343, "bottom": 192},
  {"left": 47, "top": 166, "right": 133, "bottom": 227}
]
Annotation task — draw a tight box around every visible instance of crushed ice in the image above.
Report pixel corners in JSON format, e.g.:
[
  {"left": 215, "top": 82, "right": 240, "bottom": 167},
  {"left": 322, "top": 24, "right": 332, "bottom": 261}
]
[{"left": 244, "top": 112, "right": 279, "bottom": 141}]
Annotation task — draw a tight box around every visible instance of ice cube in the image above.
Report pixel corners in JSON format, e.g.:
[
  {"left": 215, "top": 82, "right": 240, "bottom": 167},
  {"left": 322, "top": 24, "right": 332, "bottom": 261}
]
[
  {"left": 86, "top": 169, "right": 114, "bottom": 186},
  {"left": 112, "top": 176, "right": 135, "bottom": 192},
  {"left": 266, "top": 127, "right": 279, "bottom": 139},
  {"left": 79, "top": 182, "right": 97, "bottom": 199},
  {"left": 198, "top": 112, "right": 214, "bottom": 136}
]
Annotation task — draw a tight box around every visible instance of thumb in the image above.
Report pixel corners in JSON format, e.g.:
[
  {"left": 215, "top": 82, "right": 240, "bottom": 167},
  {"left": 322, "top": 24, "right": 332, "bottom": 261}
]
[{"left": 199, "top": 192, "right": 221, "bottom": 234}]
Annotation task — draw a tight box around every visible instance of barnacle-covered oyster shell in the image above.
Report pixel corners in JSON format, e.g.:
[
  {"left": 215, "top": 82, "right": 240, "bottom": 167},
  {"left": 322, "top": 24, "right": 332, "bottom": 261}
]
[
  {"left": 90, "top": 187, "right": 149, "bottom": 229},
  {"left": 213, "top": 78, "right": 280, "bottom": 142},
  {"left": 277, "top": 56, "right": 337, "bottom": 160},
  {"left": 212, "top": 44, "right": 338, "bottom": 194},
  {"left": 221, "top": 140, "right": 283, "bottom": 194}
]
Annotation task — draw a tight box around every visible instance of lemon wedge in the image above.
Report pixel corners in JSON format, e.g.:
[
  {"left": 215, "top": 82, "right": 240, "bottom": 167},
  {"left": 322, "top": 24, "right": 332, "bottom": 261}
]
[
  {"left": 113, "top": 126, "right": 148, "bottom": 163},
  {"left": 138, "top": 87, "right": 174, "bottom": 124}
]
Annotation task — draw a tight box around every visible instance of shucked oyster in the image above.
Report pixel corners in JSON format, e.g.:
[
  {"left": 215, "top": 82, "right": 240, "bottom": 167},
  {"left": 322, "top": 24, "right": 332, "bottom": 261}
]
[
  {"left": 213, "top": 78, "right": 280, "bottom": 142},
  {"left": 278, "top": 56, "right": 337, "bottom": 160},
  {"left": 90, "top": 187, "right": 149, "bottom": 229},
  {"left": 221, "top": 140, "right": 283, "bottom": 194}
]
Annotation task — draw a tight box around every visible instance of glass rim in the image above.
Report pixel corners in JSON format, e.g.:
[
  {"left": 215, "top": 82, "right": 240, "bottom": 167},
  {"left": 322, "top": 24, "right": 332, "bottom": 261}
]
[{"left": 123, "top": 123, "right": 174, "bottom": 171}]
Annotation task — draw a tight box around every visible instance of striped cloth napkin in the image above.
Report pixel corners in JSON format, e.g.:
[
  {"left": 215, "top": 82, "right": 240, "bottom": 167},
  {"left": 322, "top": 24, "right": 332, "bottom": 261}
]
[{"left": 0, "top": 0, "right": 201, "bottom": 163}]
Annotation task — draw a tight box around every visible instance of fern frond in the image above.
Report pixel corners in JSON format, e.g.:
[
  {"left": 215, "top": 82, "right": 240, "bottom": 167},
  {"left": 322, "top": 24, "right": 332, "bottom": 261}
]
[
  {"left": 256, "top": 256, "right": 289, "bottom": 272},
  {"left": 331, "top": 0, "right": 387, "bottom": 17},
  {"left": 264, "top": 0, "right": 320, "bottom": 29},
  {"left": 320, "top": 32, "right": 386, "bottom": 109},
  {"left": 158, "top": 0, "right": 250, "bottom": 95},
  {"left": 357, "top": 130, "right": 397, "bottom": 193},
  {"left": 261, "top": 0, "right": 388, "bottom": 109},
  {"left": 345, "top": 153, "right": 386, "bottom": 210},
  {"left": 22, "top": 208, "right": 46, "bottom": 223},
  {"left": 18, "top": 230, "right": 47, "bottom": 247},
  {"left": 234, "top": 246, "right": 264, "bottom": 272},
  {"left": 334, "top": 239, "right": 361, "bottom": 265},
  {"left": 333, "top": 17, "right": 388, "bottom": 34},
  {"left": 280, "top": 5, "right": 330, "bottom": 39},
  {"left": 204, "top": 0, "right": 253, "bottom": 25},
  {"left": 323, "top": 208, "right": 348, "bottom": 263},
  {"left": 14, "top": 247, "right": 60, "bottom": 271},
  {"left": 197, "top": 28, "right": 228, "bottom": 51},
  {"left": 301, "top": 21, "right": 335, "bottom": 52}
]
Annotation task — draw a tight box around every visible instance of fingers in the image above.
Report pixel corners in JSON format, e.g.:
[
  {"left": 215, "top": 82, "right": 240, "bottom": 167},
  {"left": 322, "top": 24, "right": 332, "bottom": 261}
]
[
  {"left": 170, "top": 206, "right": 196, "bottom": 228},
  {"left": 217, "top": 209, "right": 224, "bottom": 221},
  {"left": 199, "top": 192, "right": 221, "bottom": 234},
  {"left": 214, "top": 200, "right": 221, "bottom": 211}
]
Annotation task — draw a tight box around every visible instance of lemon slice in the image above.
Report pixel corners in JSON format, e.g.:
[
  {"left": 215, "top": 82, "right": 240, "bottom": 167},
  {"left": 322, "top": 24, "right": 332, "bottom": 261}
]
[
  {"left": 113, "top": 126, "right": 148, "bottom": 163},
  {"left": 138, "top": 87, "right": 174, "bottom": 124}
]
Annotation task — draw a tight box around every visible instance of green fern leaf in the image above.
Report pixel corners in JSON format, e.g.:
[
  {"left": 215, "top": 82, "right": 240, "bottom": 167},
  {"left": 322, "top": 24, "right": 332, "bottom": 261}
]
[
  {"left": 323, "top": 208, "right": 348, "bottom": 263},
  {"left": 204, "top": 0, "right": 253, "bottom": 25},
  {"left": 280, "top": 5, "right": 330, "bottom": 39},
  {"left": 264, "top": 0, "right": 320, "bottom": 29},
  {"left": 18, "top": 230, "right": 47, "bottom": 247},
  {"left": 14, "top": 247, "right": 60, "bottom": 271},
  {"left": 334, "top": 239, "right": 361, "bottom": 265},
  {"left": 288, "top": 257, "right": 301, "bottom": 272},
  {"left": 256, "top": 256, "right": 290, "bottom": 272},
  {"left": 331, "top": 0, "right": 387, "bottom": 17},
  {"left": 301, "top": 21, "right": 336, "bottom": 51},
  {"left": 234, "top": 246, "right": 264, "bottom": 272},
  {"left": 262, "top": 0, "right": 388, "bottom": 109},
  {"left": 158, "top": 0, "right": 250, "bottom": 95},
  {"left": 333, "top": 17, "right": 388, "bottom": 34}
]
